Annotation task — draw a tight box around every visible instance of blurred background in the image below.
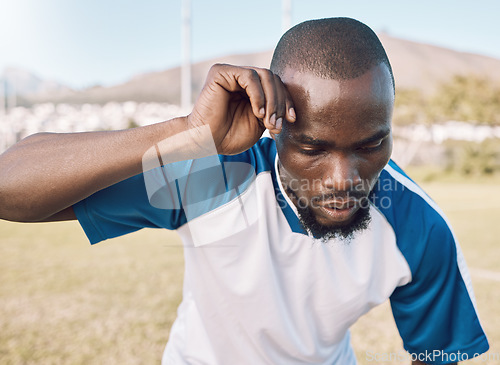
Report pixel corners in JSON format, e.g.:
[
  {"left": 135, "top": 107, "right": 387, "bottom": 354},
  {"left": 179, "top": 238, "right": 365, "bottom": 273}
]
[
  {"left": 1, "top": 0, "right": 500, "bottom": 177},
  {"left": 1, "top": 0, "right": 499, "bottom": 364}
]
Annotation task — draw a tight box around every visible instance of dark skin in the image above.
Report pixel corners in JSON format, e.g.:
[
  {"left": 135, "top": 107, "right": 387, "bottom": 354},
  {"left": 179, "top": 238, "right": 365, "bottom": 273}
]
[
  {"left": 274, "top": 64, "right": 455, "bottom": 365},
  {"left": 0, "top": 63, "right": 454, "bottom": 365},
  {"left": 0, "top": 65, "right": 295, "bottom": 221},
  {"left": 273, "top": 64, "right": 394, "bottom": 229}
]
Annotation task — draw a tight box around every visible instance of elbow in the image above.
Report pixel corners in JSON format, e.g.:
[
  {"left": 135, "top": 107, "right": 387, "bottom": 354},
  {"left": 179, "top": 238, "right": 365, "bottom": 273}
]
[
  {"left": 0, "top": 178, "right": 17, "bottom": 221},
  {"left": 0, "top": 181, "right": 70, "bottom": 222},
  {"left": 0, "top": 167, "right": 26, "bottom": 222},
  {"left": 0, "top": 195, "right": 42, "bottom": 222},
  {"left": 0, "top": 178, "right": 49, "bottom": 222},
  {"left": 0, "top": 132, "right": 54, "bottom": 222},
  {"left": 0, "top": 207, "right": 50, "bottom": 223}
]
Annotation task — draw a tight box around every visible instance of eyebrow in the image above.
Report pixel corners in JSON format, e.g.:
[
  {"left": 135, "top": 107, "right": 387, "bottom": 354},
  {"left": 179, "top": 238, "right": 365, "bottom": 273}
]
[
  {"left": 354, "top": 128, "right": 391, "bottom": 147},
  {"left": 296, "top": 128, "right": 391, "bottom": 148}
]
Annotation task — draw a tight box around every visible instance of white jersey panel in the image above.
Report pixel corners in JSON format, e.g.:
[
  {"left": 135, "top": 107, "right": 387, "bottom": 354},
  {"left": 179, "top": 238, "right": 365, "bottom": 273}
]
[{"left": 163, "top": 171, "right": 411, "bottom": 365}]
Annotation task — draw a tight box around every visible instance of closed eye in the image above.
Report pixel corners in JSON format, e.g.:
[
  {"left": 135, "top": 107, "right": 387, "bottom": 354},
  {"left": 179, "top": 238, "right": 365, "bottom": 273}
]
[
  {"left": 358, "top": 139, "right": 384, "bottom": 152},
  {"left": 299, "top": 148, "right": 324, "bottom": 156}
]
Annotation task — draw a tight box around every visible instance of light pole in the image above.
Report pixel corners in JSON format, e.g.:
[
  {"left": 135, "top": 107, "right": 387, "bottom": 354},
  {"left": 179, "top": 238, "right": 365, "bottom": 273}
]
[
  {"left": 282, "top": 0, "right": 292, "bottom": 34},
  {"left": 181, "top": 0, "right": 192, "bottom": 112},
  {"left": 0, "top": 75, "right": 5, "bottom": 114}
]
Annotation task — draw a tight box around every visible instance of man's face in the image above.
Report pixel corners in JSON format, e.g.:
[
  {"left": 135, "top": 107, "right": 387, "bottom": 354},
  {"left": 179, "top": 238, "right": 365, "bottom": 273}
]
[{"left": 274, "top": 63, "right": 394, "bottom": 240}]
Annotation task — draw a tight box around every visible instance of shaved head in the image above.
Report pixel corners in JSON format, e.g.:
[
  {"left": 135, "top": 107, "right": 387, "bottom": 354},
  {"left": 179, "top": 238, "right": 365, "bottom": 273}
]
[{"left": 270, "top": 17, "right": 394, "bottom": 90}]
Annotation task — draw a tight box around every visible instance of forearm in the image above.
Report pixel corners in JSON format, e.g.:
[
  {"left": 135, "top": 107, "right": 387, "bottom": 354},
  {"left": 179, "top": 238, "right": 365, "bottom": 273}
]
[
  {"left": 0, "top": 116, "right": 194, "bottom": 221},
  {"left": 0, "top": 64, "right": 295, "bottom": 222}
]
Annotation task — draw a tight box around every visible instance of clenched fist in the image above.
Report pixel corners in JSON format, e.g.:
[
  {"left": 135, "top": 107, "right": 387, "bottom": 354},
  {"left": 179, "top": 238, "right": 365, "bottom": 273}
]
[{"left": 188, "top": 64, "right": 296, "bottom": 155}]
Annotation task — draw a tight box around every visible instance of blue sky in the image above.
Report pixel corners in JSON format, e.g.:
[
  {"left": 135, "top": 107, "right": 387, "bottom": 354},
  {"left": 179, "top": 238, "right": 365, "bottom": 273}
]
[{"left": 0, "top": 0, "right": 498, "bottom": 89}]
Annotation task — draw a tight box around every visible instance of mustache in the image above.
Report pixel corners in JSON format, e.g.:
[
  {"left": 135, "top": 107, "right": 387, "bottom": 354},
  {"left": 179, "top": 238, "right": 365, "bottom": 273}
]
[
  {"left": 285, "top": 185, "right": 368, "bottom": 203},
  {"left": 311, "top": 190, "right": 368, "bottom": 203}
]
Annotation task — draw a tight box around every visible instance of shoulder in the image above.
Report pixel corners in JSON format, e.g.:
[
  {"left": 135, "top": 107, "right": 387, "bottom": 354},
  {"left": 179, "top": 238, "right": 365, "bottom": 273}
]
[
  {"left": 371, "top": 160, "right": 456, "bottom": 274},
  {"left": 220, "top": 134, "right": 277, "bottom": 175},
  {"left": 377, "top": 163, "right": 489, "bottom": 359}
]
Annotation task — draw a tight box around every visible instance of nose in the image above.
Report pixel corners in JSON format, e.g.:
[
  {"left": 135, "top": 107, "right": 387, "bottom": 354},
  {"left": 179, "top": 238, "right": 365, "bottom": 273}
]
[{"left": 322, "top": 153, "right": 362, "bottom": 192}]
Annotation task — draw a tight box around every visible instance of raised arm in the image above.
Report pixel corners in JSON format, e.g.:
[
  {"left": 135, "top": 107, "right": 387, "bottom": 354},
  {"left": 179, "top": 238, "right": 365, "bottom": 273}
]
[{"left": 0, "top": 64, "right": 295, "bottom": 222}]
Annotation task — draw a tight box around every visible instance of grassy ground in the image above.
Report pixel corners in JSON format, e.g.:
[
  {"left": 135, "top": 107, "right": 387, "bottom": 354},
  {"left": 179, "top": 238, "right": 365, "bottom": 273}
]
[
  {"left": 0, "top": 224, "right": 184, "bottom": 364},
  {"left": 1, "top": 179, "right": 499, "bottom": 364},
  {"left": 351, "top": 178, "right": 500, "bottom": 364}
]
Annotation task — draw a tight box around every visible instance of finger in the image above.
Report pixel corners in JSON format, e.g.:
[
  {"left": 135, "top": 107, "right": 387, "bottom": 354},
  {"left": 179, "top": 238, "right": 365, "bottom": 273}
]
[
  {"left": 249, "top": 67, "right": 296, "bottom": 133},
  {"left": 235, "top": 68, "right": 267, "bottom": 119},
  {"left": 215, "top": 64, "right": 266, "bottom": 119},
  {"left": 249, "top": 68, "right": 281, "bottom": 131},
  {"left": 271, "top": 73, "right": 287, "bottom": 132},
  {"left": 271, "top": 72, "right": 296, "bottom": 127},
  {"left": 284, "top": 88, "right": 296, "bottom": 124}
]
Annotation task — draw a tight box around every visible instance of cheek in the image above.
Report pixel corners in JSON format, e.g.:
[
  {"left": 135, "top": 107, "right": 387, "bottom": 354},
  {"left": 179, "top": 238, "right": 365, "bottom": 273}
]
[
  {"left": 277, "top": 151, "right": 323, "bottom": 196},
  {"left": 359, "top": 142, "right": 393, "bottom": 185},
  {"left": 377, "top": 138, "right": 393, "bottom": 170},
  {"left": 279, "top": 153, "right": 315, "bottom": 181},
  {"left": 276, "top": 138, "right": 308, "bottom": 176}
]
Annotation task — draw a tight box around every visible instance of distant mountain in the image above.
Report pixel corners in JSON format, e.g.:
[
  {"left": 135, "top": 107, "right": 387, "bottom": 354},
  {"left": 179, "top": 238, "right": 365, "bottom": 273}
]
[
  {"left": 20, "top": 33, "right": 500, "bottom": 105},
  {"left": 377, "top": 33, "right": 500, "bottom": 93},
  {"left": 26, "top": 51, "right": 274, "bottom": 106},
  {"left": 1, "top": 67, "right": 70, "bottom": 98}
]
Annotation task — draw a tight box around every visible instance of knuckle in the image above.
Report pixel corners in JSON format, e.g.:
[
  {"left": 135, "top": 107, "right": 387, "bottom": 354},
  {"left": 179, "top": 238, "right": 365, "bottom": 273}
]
[
  {"left": 259, "top": 68, "right": 274, "bottom": 81},
  {"left": 208, "top": 63, "right": 230, "bottom": 76},
  {"left": 211, "top": 62, "right": 228, "bottom": 69},
  {"left": 247, "top": 67, "right": 272, "bottom": 82},
  {"left": 245, "top": 68, "right": 261, "bottom": 82},
  {"left": 272, "top": 72, "right": 283, "bottom": 82},
  {"left": 208, "top": 63, "right": 221, "bottom": 73}
]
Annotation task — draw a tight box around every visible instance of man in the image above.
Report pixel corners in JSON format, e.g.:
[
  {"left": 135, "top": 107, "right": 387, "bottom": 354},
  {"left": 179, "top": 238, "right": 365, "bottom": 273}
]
[{"left": 0, "top": 17, "right": 489, "bottom": 365}]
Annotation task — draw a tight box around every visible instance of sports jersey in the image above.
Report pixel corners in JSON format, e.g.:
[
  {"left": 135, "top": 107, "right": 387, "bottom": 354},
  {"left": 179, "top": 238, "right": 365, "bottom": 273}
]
[{"left": 74, "top": 136, "right": 489, "bottom": 365}]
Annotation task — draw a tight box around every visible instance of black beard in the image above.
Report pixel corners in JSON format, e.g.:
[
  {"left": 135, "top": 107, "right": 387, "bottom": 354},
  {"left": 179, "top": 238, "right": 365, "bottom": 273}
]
[
  {"left": 296, "top": 202, "right": 372, "bottom": 242},
  {"left": 285, "top": 186, "right": 372, "bottom": 243}
]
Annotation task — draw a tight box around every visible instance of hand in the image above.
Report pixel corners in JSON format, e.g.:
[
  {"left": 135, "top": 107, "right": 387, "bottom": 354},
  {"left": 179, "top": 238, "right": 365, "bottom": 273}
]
[{"left": 187, "top": 63, "right": 296, "bottom": 155}]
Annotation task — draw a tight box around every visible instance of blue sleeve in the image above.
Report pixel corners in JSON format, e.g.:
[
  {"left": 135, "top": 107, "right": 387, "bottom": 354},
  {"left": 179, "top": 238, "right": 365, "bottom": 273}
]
[
  {"left": 73, "top": 153, "right": 258, "bottom": 245},
  {"left": 74, "top": 171, "right": 186, "bottom": 244},
  {"left": 389, "top": 208, "right": 489, "bottom": 364},
  {"left": 372, "top": 163, "right": 489, "bottom": 364}
]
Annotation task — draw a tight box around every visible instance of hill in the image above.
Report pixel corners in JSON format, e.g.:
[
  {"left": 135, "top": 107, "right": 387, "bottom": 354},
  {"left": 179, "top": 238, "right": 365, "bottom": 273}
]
[{"left": 24, "top": 33, "right": 500, "bottom": 105}]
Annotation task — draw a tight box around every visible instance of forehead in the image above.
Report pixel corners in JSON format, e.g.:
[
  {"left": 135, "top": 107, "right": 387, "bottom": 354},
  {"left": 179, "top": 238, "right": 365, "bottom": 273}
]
[
  {"left": 280, "top": 63, "right": 394, "bottom": 140},
  {"left": 282, "top": 63, "right": 393, "bottom": 111}
]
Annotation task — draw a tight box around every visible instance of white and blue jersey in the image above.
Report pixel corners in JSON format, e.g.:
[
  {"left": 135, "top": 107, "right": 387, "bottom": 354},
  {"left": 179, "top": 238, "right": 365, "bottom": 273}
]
[{"left": 74, "top": 136, "right": 488, "bottom": 365}]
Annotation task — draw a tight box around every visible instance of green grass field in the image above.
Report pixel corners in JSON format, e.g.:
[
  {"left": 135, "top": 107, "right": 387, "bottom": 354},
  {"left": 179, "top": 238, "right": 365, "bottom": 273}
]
[
  {"left": 1, "top": 180, "right": 499, "bottom": 364},
  {"left": 351, "top": 180, "right": 500, "bottom": 364}
]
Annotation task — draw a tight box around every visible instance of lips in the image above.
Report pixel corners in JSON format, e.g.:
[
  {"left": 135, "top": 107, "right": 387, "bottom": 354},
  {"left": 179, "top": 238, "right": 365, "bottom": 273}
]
[
  {"left": 316, "top": 199, "right": 360, "bottom": 223},
  {"left": 321, "top": 199, "right": 357, "bottom": 210}
]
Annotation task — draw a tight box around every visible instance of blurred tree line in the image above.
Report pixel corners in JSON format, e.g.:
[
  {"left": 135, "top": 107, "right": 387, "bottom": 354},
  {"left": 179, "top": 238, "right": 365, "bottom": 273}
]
[
  {"left": 393, "top": 75, "right": 500, "bottom": 126},
  {"left": 393, "top": 75, "right": 500, "bottom": 176},
  {"left": 444, "top": 139, "right": 499, "bottom": 176}
]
